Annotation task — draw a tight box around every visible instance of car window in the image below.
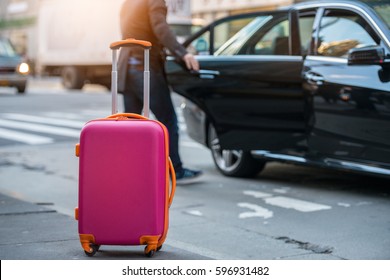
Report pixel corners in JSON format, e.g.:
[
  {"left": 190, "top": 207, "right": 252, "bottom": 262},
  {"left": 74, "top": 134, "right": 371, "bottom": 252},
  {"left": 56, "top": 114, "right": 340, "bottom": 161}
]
[
  {"left": 316, "top": 9, "right": 379, "bottom": 58},
  {"left": 374, "top": 3, "right": 390, "bottom": 29},
  {"left": 248, "top": 11, "right": 316, "bottom": 56},
  {"left": 298, "top": 13, "right": 316, "bottom": 55},
  {"left": 186, "top": 15, "right": 272, "bottom": 56},
  {"left": 187, "top": 31, "right": 211, "bottom": 55},
  {"left": 216, "top": 16, "right": 272, "bottom": 55},
  {"left": 252, "top": 18, "right": 289, "bottom": 55},
  {"left": 0, "top": 39, "right": 16, "bottom": 57},
  {"left": 361, "top": 0, "right": 390, "bottom": 29},
  {"left": 219, "top": 13, "right": 298, "bottom": 56}
]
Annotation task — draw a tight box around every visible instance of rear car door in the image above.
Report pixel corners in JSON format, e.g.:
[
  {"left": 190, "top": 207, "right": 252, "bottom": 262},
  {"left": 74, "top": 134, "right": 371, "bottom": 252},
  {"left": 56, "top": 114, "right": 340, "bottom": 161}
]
[
  {"left": 166, "top": 10, "right": 307, "bottom": 151},
  {"left": 304, "top": 4, "right": 390, "bottom": 167}
]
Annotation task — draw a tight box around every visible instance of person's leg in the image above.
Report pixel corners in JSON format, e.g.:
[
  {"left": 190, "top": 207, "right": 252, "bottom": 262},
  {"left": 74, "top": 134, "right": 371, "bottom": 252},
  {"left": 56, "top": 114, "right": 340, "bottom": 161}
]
[
  {"left": 149, "top": 65, "right": 203, "bottom": 184},
  {"left": 148, "top": 66, "right": 183, "bottom": 172},
  {"left": 124, "top": 62, "right": 202, "bottom": 183},
  {"left": 123, "top": 67, "right": 143, "bottom": 114}
]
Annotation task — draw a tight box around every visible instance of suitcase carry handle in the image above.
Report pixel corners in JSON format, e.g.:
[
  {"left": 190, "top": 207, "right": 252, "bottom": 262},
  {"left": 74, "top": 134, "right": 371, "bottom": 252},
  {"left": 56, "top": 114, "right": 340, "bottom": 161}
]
[
  {"left": 110, "top": 38, "right": 152, "bottom": 50},
  {"left": 110, "top": 38, "right": 152, "bottom": 117},
  {"left": 106, "top": 112, "right": 176, "bottom": 207}
]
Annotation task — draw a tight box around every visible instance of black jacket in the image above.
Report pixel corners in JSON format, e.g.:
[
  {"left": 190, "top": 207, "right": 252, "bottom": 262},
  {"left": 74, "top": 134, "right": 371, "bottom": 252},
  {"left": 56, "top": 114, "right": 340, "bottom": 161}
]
[{"left": 117, "top": 0, "right": 187, "bottom": 92}]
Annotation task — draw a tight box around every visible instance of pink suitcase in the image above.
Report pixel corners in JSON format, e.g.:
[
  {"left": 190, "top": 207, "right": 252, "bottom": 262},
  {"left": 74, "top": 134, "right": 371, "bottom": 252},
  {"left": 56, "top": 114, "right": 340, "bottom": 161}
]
[{"left": 75, "top": 38, "right": 176, "bottom": 257}]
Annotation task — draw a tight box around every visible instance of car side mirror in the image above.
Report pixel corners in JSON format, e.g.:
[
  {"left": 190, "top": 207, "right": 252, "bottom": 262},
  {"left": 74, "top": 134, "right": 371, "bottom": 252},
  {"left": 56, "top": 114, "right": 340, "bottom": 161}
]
[{"left": 348, "top": 46, "right": 386, "bottom": 66}]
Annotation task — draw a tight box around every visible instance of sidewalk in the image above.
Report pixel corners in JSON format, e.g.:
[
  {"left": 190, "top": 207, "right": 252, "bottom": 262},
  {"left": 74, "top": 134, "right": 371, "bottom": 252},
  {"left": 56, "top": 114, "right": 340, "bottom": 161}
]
[{"left": 0, "top": 193, "right": 210, "bottom": 260}]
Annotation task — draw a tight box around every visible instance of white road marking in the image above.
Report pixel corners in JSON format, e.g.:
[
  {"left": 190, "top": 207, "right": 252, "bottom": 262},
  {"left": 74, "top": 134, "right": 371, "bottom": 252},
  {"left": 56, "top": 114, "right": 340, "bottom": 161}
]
[
  {"left": 2, "top": 113, "right": 85, "bottom": 128},
  {"left": 0, "top": 127, "right": 54, "bottom": 145},
  {"left": 185, "top": 210, "right": 203, "bottom": 217},
  {"left": 0, "top": 109, "right": 198, "bottom": 147},
  {"left": 338, "top": 202, "right": 351, "bottom": 208},
  {"left": 273, "top": 187, "right": 290, "bottom": 194},
  {"left": 237, "top": 203, "right": 273, "bottom": 219},
  {"left": 243, "top": 190, "right": 273, "bottom": 199},
  {"left": 43, "top": 112, "right": 89, "bottom": 120},
  {"left": 0, "top": 119, "right": 81, "bottom": 138},
  {"left": 241, "top": 190, "right": 332, "bottom": 218},
  {"left": 264, "top": 196, "right": 332, "bottom": 212}
]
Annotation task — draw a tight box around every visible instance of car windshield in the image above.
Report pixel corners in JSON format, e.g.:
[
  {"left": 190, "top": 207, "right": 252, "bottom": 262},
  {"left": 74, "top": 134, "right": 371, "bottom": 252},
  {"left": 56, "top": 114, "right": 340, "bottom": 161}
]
[
  {"left": 0, "top": 39, "right": 17, "bottom": 57},
  {"left": 361, "top": 0, "right": 390, "bottom": 28}
]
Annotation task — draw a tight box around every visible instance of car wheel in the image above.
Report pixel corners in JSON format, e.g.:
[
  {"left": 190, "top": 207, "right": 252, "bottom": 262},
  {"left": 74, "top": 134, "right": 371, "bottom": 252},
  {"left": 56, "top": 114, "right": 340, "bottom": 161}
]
[
  {"left": 17, "top": 83, "right": 26, "bottom": 94},
  {"left": 208, "top": 124, "right": 266, "bottom": 178},
  {"left": 61, "top": 66, "right": 85, "bottom": 90}
]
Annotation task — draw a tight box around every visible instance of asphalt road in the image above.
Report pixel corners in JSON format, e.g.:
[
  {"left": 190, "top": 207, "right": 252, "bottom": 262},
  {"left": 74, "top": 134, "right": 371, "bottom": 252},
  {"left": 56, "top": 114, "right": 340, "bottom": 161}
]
[{"left": 0, "top": 78, "right": 389, "bottom": 260}]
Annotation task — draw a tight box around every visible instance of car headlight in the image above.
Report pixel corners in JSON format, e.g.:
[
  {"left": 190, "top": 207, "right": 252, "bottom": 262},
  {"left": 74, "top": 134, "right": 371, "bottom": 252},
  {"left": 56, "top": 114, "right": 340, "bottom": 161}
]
[{"left": 18, "top": 62, "right": 30, "bottom": 74}]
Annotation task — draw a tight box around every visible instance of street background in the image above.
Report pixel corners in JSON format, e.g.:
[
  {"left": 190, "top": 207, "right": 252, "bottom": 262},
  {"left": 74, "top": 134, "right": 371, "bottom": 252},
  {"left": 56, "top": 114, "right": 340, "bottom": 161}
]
[{"left": 0, "top": 78, "right": 389, "bottom": 260}]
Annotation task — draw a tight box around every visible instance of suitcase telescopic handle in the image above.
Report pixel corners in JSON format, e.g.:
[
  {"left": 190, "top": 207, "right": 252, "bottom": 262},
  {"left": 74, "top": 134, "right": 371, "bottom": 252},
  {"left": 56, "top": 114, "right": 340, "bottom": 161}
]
[{"left": 110, "top": 38, "right": 152, "bottom": 117}]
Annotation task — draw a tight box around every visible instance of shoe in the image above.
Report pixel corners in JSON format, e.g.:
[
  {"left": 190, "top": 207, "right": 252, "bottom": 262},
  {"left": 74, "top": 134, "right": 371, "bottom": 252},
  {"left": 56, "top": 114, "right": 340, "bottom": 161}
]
[{"left": 175, "top": 168, "right": 203, "bottom": 185}]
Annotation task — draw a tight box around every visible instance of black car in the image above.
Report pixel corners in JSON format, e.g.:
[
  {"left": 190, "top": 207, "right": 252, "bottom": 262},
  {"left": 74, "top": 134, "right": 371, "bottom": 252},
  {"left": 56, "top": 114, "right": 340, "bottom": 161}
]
[
  {"left": 166, "top": 0, "right": 390, "bottom": 178},
  {"left": 0, "top": 36, "right": 30, "bottom": 94}
]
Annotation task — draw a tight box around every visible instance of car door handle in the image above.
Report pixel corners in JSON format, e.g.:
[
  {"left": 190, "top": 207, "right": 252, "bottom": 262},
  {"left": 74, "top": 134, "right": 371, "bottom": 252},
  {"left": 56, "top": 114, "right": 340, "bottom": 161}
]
[
  {"left": 304, "top": 72, "right": 325, "bottom": 86},
  {"left": 191, "top": 69, "right": 220, "bottom": 79}
]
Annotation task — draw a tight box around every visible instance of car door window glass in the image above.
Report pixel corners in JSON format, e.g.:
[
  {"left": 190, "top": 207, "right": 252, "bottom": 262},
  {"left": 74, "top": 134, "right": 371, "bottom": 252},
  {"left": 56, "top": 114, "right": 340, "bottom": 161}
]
[
  {"left": 216, "top": 16, "right": 272, "bottom": 55},
  {"left": 255, "top": 19, "right": 290, "bottom": 55},
  {"left": 187, "top": 31, "right": 211, "bottom": 55},
  {"left": 317, "top": 10, "right": 379, "bottom": 58},
  {"left": 370, "top": 2, "right": 390, "bottom": 28},
  {"left": 244, "top": 11, "right": 315, "bottom": 56},
  {"left": 186, "top": 16, "right": 264, "bottom": 56},
  {"left": 299, "top": 14, "right": 316, "bottom": 55}
]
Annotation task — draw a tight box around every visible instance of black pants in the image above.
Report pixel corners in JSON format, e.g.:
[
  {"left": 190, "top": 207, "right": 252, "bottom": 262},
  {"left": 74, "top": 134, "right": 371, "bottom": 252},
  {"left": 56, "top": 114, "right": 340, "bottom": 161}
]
[{"left": 123, "top": 62, "right": 183, "bottom": 172}]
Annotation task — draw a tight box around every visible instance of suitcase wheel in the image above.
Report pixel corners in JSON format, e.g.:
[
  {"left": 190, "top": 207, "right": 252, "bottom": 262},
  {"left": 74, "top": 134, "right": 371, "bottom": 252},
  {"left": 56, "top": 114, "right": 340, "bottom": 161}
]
[
  {"left": 84, "top": 244, "right": 100, "bottom": 257},
  {"left": 144, "top": 245, "right": 157, "bottom": 258}
]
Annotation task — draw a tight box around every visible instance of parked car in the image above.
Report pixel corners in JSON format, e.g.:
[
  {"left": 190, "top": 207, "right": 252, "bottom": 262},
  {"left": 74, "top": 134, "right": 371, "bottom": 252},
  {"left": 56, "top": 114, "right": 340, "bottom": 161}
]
[
  {"left": 166, "top": 0, "right": 390, "bottom": 178},
  {"left": 0, "top": 36, "right": 30, "bottom": 93}
]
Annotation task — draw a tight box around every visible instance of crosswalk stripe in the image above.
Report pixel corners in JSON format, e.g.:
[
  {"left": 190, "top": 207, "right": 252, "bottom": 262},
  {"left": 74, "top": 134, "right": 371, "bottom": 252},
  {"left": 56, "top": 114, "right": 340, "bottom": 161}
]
[
  {"left": 43, "top": 111, "right": 108, "bottom": 120},
  {"left": 0, "top": 108, "right": 189, "bottom": 146},
  {"left": 0, "top": 127, "right": 54, "bottom": 145},
  {"left": 1, "top": 113, "right": 85, "bottom": 128},
  {"left": 0, "top": 119, "right": 81, "bottom": 138}
]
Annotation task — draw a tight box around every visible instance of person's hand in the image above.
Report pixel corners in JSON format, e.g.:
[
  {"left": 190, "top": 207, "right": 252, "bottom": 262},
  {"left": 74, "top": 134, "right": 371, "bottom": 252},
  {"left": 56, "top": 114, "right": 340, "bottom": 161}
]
[{"left": 183, "top": 53, "right": 200, "bottom": 71}]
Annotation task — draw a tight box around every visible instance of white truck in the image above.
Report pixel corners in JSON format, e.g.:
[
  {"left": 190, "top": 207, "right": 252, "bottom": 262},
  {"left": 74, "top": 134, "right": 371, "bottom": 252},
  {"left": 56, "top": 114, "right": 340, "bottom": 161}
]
[{"left": 35, "top": 0, "right": 194, "bottom": 89}]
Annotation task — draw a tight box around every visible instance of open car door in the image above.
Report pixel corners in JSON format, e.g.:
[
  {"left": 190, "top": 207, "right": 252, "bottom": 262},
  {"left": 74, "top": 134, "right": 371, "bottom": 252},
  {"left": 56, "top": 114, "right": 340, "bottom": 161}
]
[{"left": 166, "top": 10, "right": 307, "bottom": 152}]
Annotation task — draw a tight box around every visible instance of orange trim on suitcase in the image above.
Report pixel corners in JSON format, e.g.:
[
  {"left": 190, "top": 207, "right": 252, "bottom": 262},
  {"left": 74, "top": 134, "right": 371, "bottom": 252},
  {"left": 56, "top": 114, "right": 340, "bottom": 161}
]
[
  {"left": 110, "top": 38, "right": 152, "bottom": 50},
  {"left": 140, "top": 235, "right": 161, "bottom": 253},
  {"left": 74, "top": 207, "right": 79, "bottom": 220},
  {"left": 75, "top": 143, "right": 80, "bottom": 157},
  {"left": 79, "top": 234, "right": 96, "bottom": 253}
]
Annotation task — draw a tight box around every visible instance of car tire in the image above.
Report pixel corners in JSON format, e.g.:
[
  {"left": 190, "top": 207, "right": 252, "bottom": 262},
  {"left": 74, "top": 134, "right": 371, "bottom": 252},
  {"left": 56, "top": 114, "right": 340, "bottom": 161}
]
[
  {"left": 61, "top": 66, "right": 85, "bottom": 90},
  {"left": 208, "top": 124, "right": 266, "bottom": 178},
  {"left": 16, "top": 83, "right": 26, "bottom": 94}
]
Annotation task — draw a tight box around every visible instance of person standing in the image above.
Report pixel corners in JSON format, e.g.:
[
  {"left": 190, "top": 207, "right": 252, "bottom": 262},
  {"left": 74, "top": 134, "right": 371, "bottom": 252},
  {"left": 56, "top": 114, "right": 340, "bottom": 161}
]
[{"left": 118, "top": 0, "right": 202, "bottom": 184}]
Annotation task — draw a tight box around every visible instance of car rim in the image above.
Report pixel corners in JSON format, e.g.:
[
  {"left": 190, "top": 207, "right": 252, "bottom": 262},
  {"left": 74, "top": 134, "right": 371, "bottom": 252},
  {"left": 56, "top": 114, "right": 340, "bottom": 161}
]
[{"left": 209, "top": 126, "right": 243, "bottom": 172}]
